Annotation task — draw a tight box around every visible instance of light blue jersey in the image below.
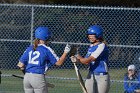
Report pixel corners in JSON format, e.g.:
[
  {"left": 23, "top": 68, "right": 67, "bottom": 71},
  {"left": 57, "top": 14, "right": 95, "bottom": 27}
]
[
  {"left": 85, "top": 42, "right": 109, "bottom": 73},
  {"left": 19, "top": 44, "right": 59, "bottom": 74}
]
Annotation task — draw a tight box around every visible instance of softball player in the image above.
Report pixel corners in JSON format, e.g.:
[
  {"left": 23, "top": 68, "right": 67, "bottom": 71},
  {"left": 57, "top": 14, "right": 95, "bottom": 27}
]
[
  {"left": 17, "top": 26, "right": 71, "bottom": 93},
  {"left": 71, "top": 25, "right": 110, "bottom": 93}
]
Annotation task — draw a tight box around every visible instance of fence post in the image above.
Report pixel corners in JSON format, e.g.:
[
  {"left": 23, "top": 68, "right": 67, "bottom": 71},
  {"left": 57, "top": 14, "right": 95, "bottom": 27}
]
[
  {"left": 0, "top": 71, "right": 1, "bottom": 84},
  {"left": 30, "top": 6, "right": 34, "bottom": 45}
]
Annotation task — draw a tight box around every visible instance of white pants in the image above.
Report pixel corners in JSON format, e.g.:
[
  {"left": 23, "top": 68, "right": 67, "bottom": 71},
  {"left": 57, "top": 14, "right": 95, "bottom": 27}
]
[
  {"left": 85, "top": 74, "right": 110, "bottom": 93},
  {"left": 23, "top": 73, "right": 48, "bottom": 93}
]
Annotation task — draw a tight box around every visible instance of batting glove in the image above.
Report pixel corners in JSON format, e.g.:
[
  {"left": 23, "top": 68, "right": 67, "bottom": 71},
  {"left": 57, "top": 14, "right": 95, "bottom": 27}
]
[
  {"left": 70, "top": 56, "right": 77, "bottom": 63},
  {"left": 64, "top": 44, "right": 71, "bottom": 54}
]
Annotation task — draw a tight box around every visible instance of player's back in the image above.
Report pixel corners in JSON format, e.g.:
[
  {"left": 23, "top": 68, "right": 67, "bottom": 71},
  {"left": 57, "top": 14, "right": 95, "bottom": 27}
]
[{"left": 25, "top": 44, "right": 58, "bottom": 74}]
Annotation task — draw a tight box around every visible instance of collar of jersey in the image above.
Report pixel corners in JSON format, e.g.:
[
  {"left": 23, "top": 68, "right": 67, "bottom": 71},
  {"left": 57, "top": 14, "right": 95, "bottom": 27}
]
[
  {"left": 38, "top": 44, "right": 46, "bottom": 46},
  {"left": 38, "top": 44, "right": 47, "bottom": 47},
  {"left": 90, "top": 42, "right": 102, "bottom": 47},
  {"left": 38, "top": 44, "right": 49, "bottom": 49}
]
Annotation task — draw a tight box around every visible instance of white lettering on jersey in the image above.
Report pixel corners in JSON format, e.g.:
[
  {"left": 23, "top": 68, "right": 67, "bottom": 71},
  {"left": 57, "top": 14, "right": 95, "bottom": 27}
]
[{"left": 28, "top": 51, "right": 40, "bottom": 65}]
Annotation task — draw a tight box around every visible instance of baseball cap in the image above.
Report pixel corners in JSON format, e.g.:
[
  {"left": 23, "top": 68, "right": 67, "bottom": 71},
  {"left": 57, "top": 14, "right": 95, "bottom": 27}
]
[{"left": 128, "top": 65, "right": 136, "bottom": 71}]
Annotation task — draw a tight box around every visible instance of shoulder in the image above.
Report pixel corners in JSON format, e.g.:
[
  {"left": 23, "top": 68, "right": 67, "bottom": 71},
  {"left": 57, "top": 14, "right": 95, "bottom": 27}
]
[
  {"left": 96, "top": 43, "right": 106, "bottom": 51},
  {"left": 24, "top": 45, "right": 33, "bottom": 52},
  {"left": 38, "top": 44, "right": 55, "bottom": 54},
  {"left": 39, "top": 44, "right": 59, "bottom": 60},
  {"left": 28, "top": 45, "right": 34, "bottom": 49},
  {"left": 124, "top": 73, "right": 128, "bottom": 78},
  {"left": 124, "top": 73, "right": 128, "bottom": 76},
  {"left": 98, "top": 43, "right": 105, "bottom": 47},
  {"left": 136, "top": 71, "right": 140, "bottom": 76},
  {"left": 25, "top": 45, "right": 33, "bottom": 49},
  {"left": 90, "top": 43, "right": 105, "bottom": 50}
]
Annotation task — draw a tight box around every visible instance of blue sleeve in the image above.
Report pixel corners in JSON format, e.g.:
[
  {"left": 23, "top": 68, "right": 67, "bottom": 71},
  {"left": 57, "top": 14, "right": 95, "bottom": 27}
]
[
  {"left": 46, "top": 49, "right": 59, "bottom": 65},
  {"left": 19, "top": 47, "right": 30, "bottom": 65}
]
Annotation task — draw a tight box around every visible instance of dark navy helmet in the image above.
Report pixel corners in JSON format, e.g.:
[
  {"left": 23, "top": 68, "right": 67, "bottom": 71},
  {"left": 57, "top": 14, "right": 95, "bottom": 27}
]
[
  {"left": 35, "top": 26, "right": 51, "bottom": 40},
  {"left": 87, "top": 25, "right": 103, "bottom": 39}
]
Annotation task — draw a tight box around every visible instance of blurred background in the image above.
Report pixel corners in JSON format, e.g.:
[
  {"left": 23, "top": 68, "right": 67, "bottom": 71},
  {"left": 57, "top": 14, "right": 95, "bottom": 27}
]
[{"left": 0, "top": 0, "right": 140, "bottom": 7}]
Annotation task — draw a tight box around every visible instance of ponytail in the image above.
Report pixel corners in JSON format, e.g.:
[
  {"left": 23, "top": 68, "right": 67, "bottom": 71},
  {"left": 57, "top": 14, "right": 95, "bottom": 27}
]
[
  {"left": 99, "top": 38, "right": 108, "bottom": 45},
  {"left": 33, "top": 39, "right": 39, "bottom": 51}
]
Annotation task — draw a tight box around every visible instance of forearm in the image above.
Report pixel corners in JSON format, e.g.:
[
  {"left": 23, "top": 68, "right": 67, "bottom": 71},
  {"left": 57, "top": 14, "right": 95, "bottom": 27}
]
[
  {"left": 77, "top": 54, "right": 92, "bottom": 65},
  {"left": 17, "top": 61, "right": 25, "bottom": 70},
  {"left": 55, "top": 52, "right": 67, "bottom": 66},
  {"left": 17, "top": 61, "right": 25, "bottom": 74},
  {"left": 55, "top": 44, "right": 71, "bottom": 66}
]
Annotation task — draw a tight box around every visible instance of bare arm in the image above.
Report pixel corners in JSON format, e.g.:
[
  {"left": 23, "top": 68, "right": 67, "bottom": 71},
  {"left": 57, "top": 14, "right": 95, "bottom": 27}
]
[
  {"left": 17, "top": 61, "right": 25, "bottom": 70},
  {"left": 55, "top": 44, "right": 71, "bottom": 66},
  {"left": 17, "top": 61, "right": 25, "bottom": 74},
  {"left": 77, "top": 54, "right": 96, "bottom": 65},
  {"left": 77, "top": 43, "right": 105, "bottom": 65},
  {"left": 55, "top": 52, "right": 68, "bottom": 66}
]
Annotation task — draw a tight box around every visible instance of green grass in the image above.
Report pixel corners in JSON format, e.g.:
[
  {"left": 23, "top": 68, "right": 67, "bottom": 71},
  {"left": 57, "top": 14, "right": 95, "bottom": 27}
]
[{"left": 0, "top": 68, "right": 126, "bottom": 93}]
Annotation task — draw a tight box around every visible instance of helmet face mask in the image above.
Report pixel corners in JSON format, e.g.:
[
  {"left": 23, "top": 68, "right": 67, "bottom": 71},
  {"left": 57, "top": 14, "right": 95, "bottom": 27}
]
[{"left": 35, "top": 27, "right": 51, "bottom": 41}]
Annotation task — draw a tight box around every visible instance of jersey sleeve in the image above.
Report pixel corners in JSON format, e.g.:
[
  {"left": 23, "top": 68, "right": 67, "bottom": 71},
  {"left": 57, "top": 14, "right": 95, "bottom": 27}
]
[
  {"left": 19, "top": 47, "right": 30, "bottom": 65},
  {"left": 46, "top": 47, "right": 59, "bottom": 65},
  {"left": 91, "top": 43, "right": 105, "bottom": 58}
]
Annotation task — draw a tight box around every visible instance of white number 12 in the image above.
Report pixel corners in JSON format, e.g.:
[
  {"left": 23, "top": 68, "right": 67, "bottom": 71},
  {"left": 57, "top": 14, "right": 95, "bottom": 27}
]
[{"left": 28, "top": 51, "right": 40, "bottom": 65}]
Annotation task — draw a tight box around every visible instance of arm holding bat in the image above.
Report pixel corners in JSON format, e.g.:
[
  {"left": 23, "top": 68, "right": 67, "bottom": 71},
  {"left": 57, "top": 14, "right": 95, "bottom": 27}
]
[
  {"left": 69, "top": 46, "right": 92, "bottom": 65},
  {"left": 17, "top": 61, "right": 25, "bottom": 74},
  {"left": 69, "top": 45, "right": 80, "bottom": 63},
  {"left": 70, "top": 46, "right": 88, "bottom": 93}
]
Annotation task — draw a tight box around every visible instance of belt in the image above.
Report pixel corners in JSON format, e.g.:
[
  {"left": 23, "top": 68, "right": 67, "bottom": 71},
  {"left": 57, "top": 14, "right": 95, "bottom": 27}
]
[
  {"left": 94, "top": 72, "right": 108, "bottom": 75},
  {"left": 26, "top": 72, "right": 44, "bottom": 75}
]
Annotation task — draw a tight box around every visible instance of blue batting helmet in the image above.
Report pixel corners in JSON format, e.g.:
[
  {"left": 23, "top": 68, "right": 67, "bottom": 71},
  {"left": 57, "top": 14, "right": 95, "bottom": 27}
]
[
  {"left": 35, "top": 26, "right": 51, "bottom": 40},
  {"left": 87, "top": 25, "right": 103, "bottom": 39}
]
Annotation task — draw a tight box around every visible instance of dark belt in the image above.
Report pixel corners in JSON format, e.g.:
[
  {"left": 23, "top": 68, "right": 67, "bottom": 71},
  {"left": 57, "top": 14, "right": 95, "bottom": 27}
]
[{"left": 94, "top": 72, "right": 108, "bottom": 75}]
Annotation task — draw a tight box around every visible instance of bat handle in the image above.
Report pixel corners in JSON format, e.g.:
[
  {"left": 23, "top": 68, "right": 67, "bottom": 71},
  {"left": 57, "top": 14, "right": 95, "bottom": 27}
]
[
  {"left": 47, "top": 82, "right": 55, "bottom": 88},
  {"left": 73, "top": 63, "right": 78, "bottom": 70}
]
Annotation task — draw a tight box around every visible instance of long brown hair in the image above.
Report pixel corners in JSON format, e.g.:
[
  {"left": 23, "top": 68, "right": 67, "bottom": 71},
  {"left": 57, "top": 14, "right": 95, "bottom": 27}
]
[
  {"left": 99, "top": 37, "right": 107, "bottom": 45},
  {"left": 33, "top": 39, "right": 40, "bottom": 51}
]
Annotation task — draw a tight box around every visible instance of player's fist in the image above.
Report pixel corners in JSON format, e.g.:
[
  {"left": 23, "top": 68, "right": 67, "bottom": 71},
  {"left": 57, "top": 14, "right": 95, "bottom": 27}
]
[
  {"left": 70, "top": 56, "right": 77, "bottom": 63},
  {"left": 64, "top": 44, "right": 71, "bottom": 54}
]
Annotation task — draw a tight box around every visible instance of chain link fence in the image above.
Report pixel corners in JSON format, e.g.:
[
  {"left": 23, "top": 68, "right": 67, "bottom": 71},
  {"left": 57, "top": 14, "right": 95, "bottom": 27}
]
[{"left": 0, "top": 4, "right": 140, "bottom": 93}]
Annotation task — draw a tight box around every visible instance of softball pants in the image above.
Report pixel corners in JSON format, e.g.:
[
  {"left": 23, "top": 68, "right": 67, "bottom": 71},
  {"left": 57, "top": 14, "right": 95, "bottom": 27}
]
[
  {"left": 85, "top": 73, "right": 110, "bottom": 93},
  {"left": 23, "top": 73, "right": 48, "bottom": 93}
]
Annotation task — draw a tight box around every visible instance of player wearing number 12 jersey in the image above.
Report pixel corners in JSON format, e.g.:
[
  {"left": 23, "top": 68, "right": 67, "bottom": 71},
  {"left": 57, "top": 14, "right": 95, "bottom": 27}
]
[{"left": 17, "top": 26, "right": 71, "bottom": 93}]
